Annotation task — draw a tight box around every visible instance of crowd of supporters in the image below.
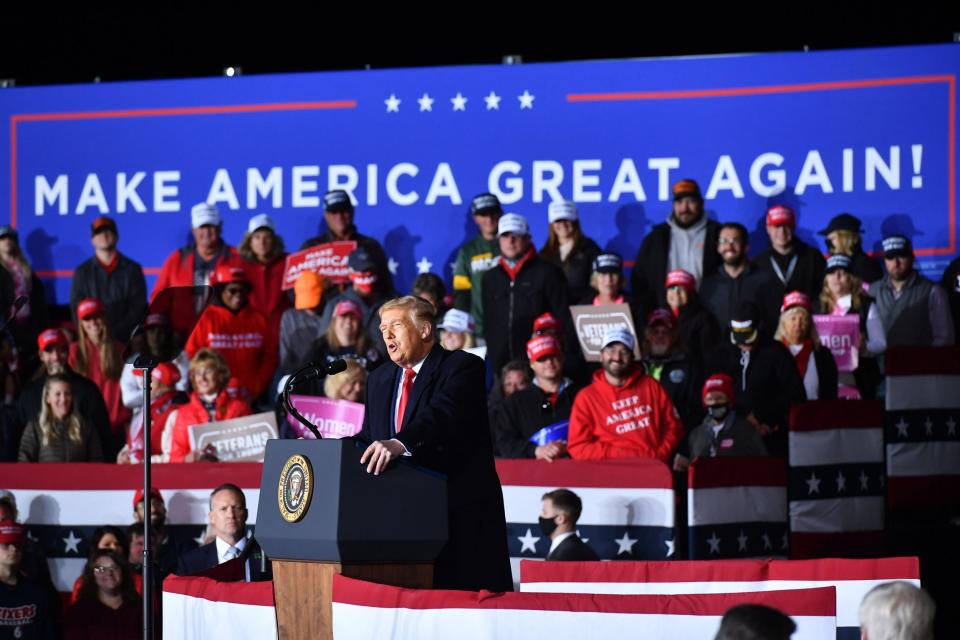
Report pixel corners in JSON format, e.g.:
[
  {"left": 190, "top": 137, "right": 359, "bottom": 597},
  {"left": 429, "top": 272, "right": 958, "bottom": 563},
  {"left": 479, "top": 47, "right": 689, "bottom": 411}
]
[{"left": 0, "top": 178, "right": 956, "bottom": 636}]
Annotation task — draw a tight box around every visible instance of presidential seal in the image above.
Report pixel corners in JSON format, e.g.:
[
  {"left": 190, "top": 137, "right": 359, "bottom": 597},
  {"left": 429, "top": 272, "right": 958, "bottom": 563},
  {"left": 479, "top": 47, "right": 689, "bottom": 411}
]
[{"left": 278, "top": 454, "right": 313, "bottom": 523}]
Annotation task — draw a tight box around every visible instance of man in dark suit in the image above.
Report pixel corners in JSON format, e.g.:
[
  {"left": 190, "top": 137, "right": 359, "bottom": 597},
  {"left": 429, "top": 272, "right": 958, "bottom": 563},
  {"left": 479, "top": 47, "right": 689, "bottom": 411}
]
[
  {"left": 175, "top": 483, "right": 270, "bottom": 581},
  {"left": 540, "top": 489, "right": 599, "bottom": 561},
  {"left": 359, "top": 295, "right": 513, "bottom": 592}
]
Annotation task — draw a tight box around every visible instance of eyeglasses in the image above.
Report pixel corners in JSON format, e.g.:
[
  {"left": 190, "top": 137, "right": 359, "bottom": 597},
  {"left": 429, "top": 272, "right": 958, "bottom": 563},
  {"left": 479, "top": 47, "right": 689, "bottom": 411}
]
[{"left": 93, "top": 565, "right": 120, "bottom": 574}]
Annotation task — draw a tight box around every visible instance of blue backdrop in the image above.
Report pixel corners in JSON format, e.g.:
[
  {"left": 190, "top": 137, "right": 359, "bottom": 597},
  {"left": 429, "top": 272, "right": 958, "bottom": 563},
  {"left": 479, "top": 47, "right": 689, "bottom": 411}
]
[{"left": 1, "top": 43, "right": 957, "bottom": 303}]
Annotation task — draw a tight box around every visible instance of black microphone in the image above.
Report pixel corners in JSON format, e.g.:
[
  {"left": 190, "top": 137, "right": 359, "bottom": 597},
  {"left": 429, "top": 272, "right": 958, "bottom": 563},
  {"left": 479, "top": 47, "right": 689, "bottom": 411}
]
[
  {"left": 298, "top": 358, "right": 348, "bottom": 383},
  {"left": 0, "top": 296, "right": 28, "bottom": 334}
]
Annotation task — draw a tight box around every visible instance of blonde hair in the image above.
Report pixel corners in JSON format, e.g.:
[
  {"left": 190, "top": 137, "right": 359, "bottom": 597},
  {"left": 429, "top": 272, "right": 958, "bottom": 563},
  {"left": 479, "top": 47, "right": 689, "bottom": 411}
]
[
  {"left": 39, "top": 374, "right": 82, "bottom": 446},
  {"left": 238, "top": 228, "right": 285, "bottom": 262},
  {"left": 819, "top": 269, "right": 866, "bottom": 314},
  {"left": 774, "top": 306, "right": 820, "bottom": 344},
  {"left": 828, "top": 230, "right": 860, "bottom": 256},
  {"left": 74, "top": 315, "right": 122, "bottom": 380},
  {"left": 188, "top": 348, "right": 231, "bottom": 390},
  {"left": 589, "top": 270, "right": 623, "bottom": 292},
  {"left": 379, "top": 296, "right": 436, "bottom": 336},
  {"left": 540, "top": 220, "right": 584, "bottom": 263},
  {"left": 323, "top": 358, "right": 367, "bottom": 399},
  {"left": 325, "top": 308, "right": 372, "bottom": 352}
]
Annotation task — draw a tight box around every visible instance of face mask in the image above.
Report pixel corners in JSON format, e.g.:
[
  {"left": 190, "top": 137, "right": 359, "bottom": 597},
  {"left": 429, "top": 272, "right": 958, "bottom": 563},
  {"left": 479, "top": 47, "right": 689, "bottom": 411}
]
[
  {"left": 706, "top": 403, "right": 729, "bottom": 420},
  {"left": 538, "top": 515, "right": 559, "bottom": 537}
]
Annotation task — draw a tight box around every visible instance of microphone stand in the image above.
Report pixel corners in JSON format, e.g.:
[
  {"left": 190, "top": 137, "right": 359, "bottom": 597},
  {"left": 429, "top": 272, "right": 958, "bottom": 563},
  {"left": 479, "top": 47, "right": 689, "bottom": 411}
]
[
  {"left": 134, "top": 353, "right": 159, "bottom": 640},
  {"left": 280, "top": 359, "right": 347, "bottom": 440}
]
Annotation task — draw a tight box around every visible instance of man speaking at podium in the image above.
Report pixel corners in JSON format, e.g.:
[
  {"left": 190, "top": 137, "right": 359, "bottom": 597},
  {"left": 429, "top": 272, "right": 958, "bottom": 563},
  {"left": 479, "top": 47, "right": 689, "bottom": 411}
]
[{"left": 359, "top": 295, "right": 514, "bottom": 592}]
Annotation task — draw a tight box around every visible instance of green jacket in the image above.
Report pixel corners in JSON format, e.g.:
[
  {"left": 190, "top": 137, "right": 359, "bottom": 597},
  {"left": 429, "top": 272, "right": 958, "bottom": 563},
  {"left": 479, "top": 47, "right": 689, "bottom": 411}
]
[{"left": 452, "top": 234, "right": 500, "bottom": 339}]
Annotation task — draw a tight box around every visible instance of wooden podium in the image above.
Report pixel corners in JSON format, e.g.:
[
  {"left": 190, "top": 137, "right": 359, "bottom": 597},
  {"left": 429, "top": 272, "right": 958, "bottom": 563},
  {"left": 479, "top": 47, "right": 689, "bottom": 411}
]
[{"left": 256, "top": 439, "right": 448, "bottom": 640}]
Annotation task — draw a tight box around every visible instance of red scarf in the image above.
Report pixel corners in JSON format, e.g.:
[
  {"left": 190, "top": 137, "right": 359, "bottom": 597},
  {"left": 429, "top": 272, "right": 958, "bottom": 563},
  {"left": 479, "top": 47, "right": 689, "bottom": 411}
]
[
  {"left": 784, "top": 339, "right": 815, "bottom": 378},
  {"left": 497, "top": 245, "right": 535, "bottom": 281}
]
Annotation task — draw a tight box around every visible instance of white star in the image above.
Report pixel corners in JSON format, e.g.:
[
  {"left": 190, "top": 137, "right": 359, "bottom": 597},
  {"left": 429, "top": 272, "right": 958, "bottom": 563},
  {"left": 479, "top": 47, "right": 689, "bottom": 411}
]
[
  {"left": 948, "top": 417, "right": 957, "bottom": 436},
  {"left": 737, "top": 530, "right": 748, "bottom": 552},
  {"left": 484, "top": 91, "right": 502, "bottom": 110},
  {"left": 924, "top": 417, "right": 934, "bottom": 436},
  {"left": 665, "top": 538, "right": 675, "bottom": 557},
  {"left": 63, "top": 530, "right": 81, "bottom": 554},
  {"left": 806, "top": 472, "right": 821, "bottom": 495},
  {"left": 575, "top": 529, "right": 589, "bottom": 544},
  {"left": 387, "top": 257, "right": 399, "bottom": 275},
  {"left": 859, "top": 469, "right": 870, "bottom": 491},
  {"left": 762, "top": 533, "right": 773, "bottom": 550},
  {"left": 781, "top": 532, "right": 789, "bottom": 550},
  {"left": 836, "top": 471, "right": 847, "bottom": 493},
  {"left": 451, "top": 92, "right": 467, "bottom": 111},
  {"left": 448, "top": 262, "right": 457, "bottom": 274},
  {"left": 518, "top": 90, "right": 535, "bottom": 109},
  {"left": 895, "top": 417, "right": 909, "bottom": 438},
  {"left": 384, "top": 94, "right": 401, "bottom": 113},
  {"left": 517, "top": 528, "right": 540, "bottom": 554},
  {"left": 614, "top": 531, "right": 637, "bottom": 555},
  {"left": 416, "top": 257, "right": 433, "bottom": 274},
  {"left": 417, "top": 93, "right": 434, "bottom": 112},
  {"left": 194, "top": 529, "right": 207, "bottom": 546},
  {"left": 706, "top": 531, "right": 721, "bottom": 554}
]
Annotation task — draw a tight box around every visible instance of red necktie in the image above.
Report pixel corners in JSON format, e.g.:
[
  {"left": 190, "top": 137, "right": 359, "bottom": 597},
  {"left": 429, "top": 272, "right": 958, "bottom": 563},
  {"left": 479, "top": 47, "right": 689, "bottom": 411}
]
[{"left": 395, "top": 368, "right": 416, "bottom": 432}]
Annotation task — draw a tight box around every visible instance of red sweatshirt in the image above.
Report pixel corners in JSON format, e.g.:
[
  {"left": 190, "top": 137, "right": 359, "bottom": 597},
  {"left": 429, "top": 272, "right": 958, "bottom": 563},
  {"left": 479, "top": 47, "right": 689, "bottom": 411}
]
[
  {"left": 185, "top": 304, "right": 278, "bottom": 400},
  {"left": 242, "top": 254, "right": 291, "bottom": 342},
  {"left": 68, "top": 341, "right": 132, "bottom": 435},
  {"left": 568, "top": 365, "right": 683, "bottom": 462},
  {"left": 169, "top": 391, "right": 251, "bottom": 463}
]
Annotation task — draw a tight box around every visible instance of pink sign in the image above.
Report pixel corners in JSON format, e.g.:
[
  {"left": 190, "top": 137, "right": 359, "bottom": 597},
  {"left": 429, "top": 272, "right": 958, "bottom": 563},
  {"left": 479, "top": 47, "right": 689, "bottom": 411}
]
[
  {"left": 812, "top": 314, "right": 860, "bottom": 372},
  {"left": 287, "top": 394, "right": 365, "bottom": 439},
  {"left": 282, "top": 241, "right": 357, "bottom": 289}
]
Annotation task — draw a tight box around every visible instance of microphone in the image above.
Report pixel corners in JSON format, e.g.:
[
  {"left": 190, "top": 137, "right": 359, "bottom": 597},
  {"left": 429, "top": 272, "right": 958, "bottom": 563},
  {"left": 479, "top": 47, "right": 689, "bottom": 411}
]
[{"left": 298, "top": 358, "right": 348, "bottom": 383}]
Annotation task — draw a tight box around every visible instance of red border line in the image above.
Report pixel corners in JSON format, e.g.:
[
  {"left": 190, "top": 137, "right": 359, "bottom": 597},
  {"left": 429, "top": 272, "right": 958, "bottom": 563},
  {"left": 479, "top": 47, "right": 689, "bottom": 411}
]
[
  {"left": 568, "top": 74, "right": 956, "bottom": 257},
  {"left": 9, "top": 99, "right": 357, "bottom": 229}
]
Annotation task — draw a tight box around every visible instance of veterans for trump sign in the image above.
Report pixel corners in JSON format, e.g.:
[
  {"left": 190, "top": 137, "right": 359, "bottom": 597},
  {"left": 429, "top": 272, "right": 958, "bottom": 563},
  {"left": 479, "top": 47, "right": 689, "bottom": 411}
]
[
  {"left": 188, "top": 412, "right": 279, "bottom": 462},
  {"left": 281, "top": 241, "right": 357, "bottom": 289},
  {"left": 570, "top": 304, "right": 640, "bottom": 361}
]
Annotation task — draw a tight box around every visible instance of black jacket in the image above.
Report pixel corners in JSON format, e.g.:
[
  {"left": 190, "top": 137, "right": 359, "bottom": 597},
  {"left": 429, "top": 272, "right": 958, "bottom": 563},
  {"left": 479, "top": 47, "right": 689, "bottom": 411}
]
[
  {"left": 70, "top": 252, "right": 148, "bottom": 344},
  {"left": 687, "top": 413, "right": 768, "bottom": 459},
  {"left": 674, "top": 297, "right": 721, "bottom": 365},
  {"left": 941, "top": 255, "right": 960, "bottom": 343},
  {"left": 808, "top": 346, "right": 839, "bottom": 400},
  {"left": 704, "top": 339, "right": 806, "bottom": 456},
  {"left": 359, "top": 345, "right": 513, "bottom": 592},
  {"left": 699, "top": 263, "right": 782, "bottom": 341},
  {"left": 482, "top": 251, "right": 569, "bottom": 374},
  {"left": 175, "top": 537, "right": 271, "bottom": 581},
  {"left": 643, "top": 351, "right": 704, "bottom": 432},
  {"left": 755, "top": 239, "right": 826, "bottom": 302},
  {"left": 541, "top": 236, "right": 601, "bottom": 304},
  {"left": 494, "top": 381, "right": 580, "bottom": 459},
  {"left": 630, "top": 216, "right": 722, "bottom": 315},
  {"left": 849, "top": 249, "right": 885, "bottom": 284},
  {"left": 547, "top": 534, "right": 600, "bottom": 561},
  {"left": 300, "top": 227, "right": 394, "bottom": 298},
  {"left": 16, "top": 369, "right": 112, "bottom": 461}
]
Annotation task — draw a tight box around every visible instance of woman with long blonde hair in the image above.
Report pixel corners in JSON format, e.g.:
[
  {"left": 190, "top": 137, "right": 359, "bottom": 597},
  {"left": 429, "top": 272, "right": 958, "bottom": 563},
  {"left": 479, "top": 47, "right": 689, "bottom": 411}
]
[
  {"left": 539, "top": 201, "right": 601, "bottom": 303},
  {"left": 18, "top": 373, "right": 103, "bottom": 461},
  {"left": 69, "top": 298, "right": 131, "bottom": 453}
]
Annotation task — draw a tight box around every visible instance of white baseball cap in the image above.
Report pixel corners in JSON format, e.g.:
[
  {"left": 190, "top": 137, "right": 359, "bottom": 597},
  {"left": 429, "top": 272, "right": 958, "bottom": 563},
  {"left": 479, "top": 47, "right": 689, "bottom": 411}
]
[
  {"left": 497, "top": 213, "right": 529, "bottom": 237},
  {"left": 191, "top": 202, "right": 221, "bottom": 229},
  {"left": 601, "top": 327, "right": 635, "bottom": 351},
  {"left": 548, "top": 201, "right": 578, "bottom": 223},
  {"left": 248, "top": 213, "right": 275, "bottom": 234},
  {"left": 438, "top": 309, "right": 475, "bottom": 334}
]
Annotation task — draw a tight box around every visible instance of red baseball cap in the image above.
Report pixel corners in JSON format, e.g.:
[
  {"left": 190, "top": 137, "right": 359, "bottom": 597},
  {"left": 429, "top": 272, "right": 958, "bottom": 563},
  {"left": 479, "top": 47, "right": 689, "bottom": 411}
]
[
  {"left": 526, "top": 335, "right": 561, "bottom": 362},
  {"left": 646, "top": 308, "right": 677, "bottom": 329},
  {"left": 143, "top": 314, "right": 169, "bottom": 329},
  {"left": 665, "top": 269, "right": 696, "bottom": 293},
  {"left": 212, "top": 264, "right": 250, "bottom": 287},
  {"left": 77, "top": 298, "right": 105, "bottom": 320},
  {"left": 334, "top": 300, "right": 362, "bottom": 319},
  {"left": 532, "top": 312, "right": 561, "bottom": 335},
  {"left": 702, "top": 374, "right": 736, "bottom": 407},
  {"left": 0, "top": 520, "right": 25, "bottom": 545},
  {"left": 132, "top": 362, "right": 181, "bottom": 387},
  {"left": 133, "top": 487, "right": 163, "bottom": 509},
  {"left": 766, "top": 204, "right": 796, "bottom": 228},
  {"left": 37, "top": 328, "right": 68, "bottom": 351},
  {"left": 781, "top": 290, "right": 812, "bottom": 313}
]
